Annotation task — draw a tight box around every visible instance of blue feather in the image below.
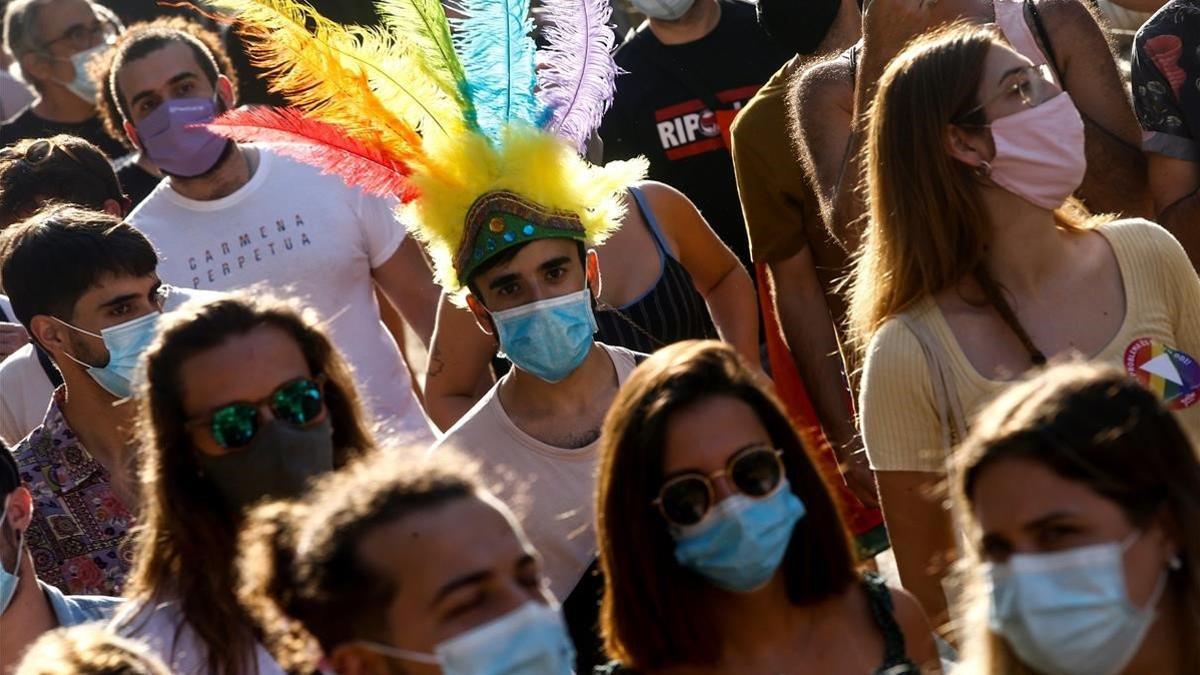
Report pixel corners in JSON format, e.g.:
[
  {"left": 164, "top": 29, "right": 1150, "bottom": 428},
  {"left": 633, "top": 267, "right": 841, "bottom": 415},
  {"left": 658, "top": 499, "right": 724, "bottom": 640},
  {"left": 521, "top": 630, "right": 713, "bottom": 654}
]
[{"left": 450, "top": 0, "right": 540, "bottom": 144}]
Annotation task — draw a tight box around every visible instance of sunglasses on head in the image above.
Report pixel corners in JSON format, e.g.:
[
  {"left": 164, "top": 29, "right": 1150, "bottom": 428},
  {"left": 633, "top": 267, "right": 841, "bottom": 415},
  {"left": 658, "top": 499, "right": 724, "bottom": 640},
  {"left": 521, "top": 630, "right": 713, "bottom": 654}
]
[
  {"left": 652, "top": 445, "right": 786, "bottom": 528},
  {"left": 186, "top": 375, "right": 327, "bottom": 449}
]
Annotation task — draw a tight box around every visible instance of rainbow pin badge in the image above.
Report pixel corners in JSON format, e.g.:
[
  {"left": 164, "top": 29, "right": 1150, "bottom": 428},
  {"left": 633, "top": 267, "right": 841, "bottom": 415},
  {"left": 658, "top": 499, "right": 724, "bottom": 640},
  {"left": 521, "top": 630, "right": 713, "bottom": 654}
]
[{"left": 1124, "top": 338, "right": 1200, "bottom": 410}]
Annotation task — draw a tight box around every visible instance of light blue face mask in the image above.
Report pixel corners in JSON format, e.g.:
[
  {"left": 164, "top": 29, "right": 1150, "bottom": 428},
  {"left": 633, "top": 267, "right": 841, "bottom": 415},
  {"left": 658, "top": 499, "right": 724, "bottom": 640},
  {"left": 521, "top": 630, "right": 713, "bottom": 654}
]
[
  {"left": 358, "top": 601, "right": 576, "bottom": 675},
  {"left": 491, "top": 288, "right": 597, "bottom": 383},
  {"left": 0, "top": 496, "right": 25, "bottom": 615},
  {"left": 672, "top": 479, "right": 806, "bottom": 593},
  {"left": 986, "top": 532, "right": 1169, "bottom": 675},
  {"left": 57, "top": 310, "right": 163, "bottom": 399}
]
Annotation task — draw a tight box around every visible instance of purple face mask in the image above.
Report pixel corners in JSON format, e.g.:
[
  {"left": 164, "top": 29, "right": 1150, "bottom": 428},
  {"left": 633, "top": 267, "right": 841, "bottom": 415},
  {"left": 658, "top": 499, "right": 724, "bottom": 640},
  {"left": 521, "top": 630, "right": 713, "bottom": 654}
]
[{"left": 135, "top": 96, "right": 229, "bottom": 178}]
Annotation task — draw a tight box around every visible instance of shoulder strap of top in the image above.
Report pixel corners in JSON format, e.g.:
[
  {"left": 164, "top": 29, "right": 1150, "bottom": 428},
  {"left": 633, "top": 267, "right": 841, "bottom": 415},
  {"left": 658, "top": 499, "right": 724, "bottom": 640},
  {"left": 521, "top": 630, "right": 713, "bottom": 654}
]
[
  {"left": 993, "top": 0, "right": 1061, "bottom": 85},
  {"left": 1024, "top": 0, "right": 1065, "bottom": 84},
  {"left": 628, "top": 185, "right": 675, "bottom": 260},
  {"left": 897, "top": 307, "right": 967, "bottom": 453},
  {"left": 862, "top": 572, "right": 910, "bottom": 665}
]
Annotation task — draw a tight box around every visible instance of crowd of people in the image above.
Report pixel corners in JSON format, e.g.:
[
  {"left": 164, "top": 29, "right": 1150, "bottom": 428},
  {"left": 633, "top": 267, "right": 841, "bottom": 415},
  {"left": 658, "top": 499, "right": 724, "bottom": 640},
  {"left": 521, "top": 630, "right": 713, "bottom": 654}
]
[{"left": 0, "top": 0, "right": 1197, "bottom": 673}]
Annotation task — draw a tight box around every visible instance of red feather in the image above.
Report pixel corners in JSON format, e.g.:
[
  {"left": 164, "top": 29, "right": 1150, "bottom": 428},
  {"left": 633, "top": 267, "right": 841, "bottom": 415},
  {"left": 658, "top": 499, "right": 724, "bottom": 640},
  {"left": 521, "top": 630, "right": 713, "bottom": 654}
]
[{"left": 204, "top": 106, "right": 419, "bottom": 201}]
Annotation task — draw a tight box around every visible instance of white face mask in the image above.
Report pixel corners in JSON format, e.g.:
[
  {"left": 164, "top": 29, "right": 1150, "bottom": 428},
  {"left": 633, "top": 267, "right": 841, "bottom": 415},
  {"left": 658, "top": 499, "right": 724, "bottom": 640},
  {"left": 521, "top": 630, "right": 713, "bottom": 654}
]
[
  {"left": 629, "top": 0, "right": 697, "bottom": 21},
  {"left": 357, "top": 601, "right": 575, "bottom": 675},
  {"left": 52, "top": 43, "right": 108, "bottom": 103},
  {"left": 986, "top": 531, "right": 1169, "bottom": 675}
]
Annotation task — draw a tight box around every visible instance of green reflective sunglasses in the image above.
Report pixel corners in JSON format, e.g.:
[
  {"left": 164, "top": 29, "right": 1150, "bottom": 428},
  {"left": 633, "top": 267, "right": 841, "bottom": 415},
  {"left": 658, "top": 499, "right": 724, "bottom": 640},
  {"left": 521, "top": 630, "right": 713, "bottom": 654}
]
[{"left": 186, "top": 375, "right": 327, "bottom": 449}]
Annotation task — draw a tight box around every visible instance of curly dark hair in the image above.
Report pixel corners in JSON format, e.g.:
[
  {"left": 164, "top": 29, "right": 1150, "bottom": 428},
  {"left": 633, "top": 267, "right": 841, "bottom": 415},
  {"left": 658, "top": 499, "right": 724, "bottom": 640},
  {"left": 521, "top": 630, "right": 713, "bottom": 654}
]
[{"left": 93, "top": 17, "right": 238, "bottom": 151}]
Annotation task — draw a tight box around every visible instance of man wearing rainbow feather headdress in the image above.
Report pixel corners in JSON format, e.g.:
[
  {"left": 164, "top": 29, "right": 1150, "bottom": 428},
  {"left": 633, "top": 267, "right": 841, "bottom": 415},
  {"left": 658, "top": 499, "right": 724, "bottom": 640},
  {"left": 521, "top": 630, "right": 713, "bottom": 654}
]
[{"left": 207, "top": 0, "right": 650, "bottom": 666}]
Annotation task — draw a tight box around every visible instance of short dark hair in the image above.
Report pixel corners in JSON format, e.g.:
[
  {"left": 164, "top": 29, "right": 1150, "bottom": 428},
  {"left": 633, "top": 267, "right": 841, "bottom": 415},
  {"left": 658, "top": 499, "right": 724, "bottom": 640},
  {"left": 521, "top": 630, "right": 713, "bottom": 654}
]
[
  {"left": 0, "top": 135, "right": 123, "bottom": 227},
  {"left": 466, "top": 239, "right": 587, "bottom": 303},
  {"left": 97, "top": 18, "right": 238, "bottom": 150},
  {"left": 0, "top": 204, "right": 157, "bottom": 331},
  {"left": 0, "top": 439, "right": 17, "bottom": 501},
  {"left": 597, "top": 340, "right": 858, "bottom": 670}
]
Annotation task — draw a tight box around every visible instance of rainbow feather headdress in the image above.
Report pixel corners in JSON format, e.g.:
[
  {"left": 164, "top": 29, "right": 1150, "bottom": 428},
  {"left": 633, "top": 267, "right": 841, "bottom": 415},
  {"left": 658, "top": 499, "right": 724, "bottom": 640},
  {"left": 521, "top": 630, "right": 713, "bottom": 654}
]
[{"left": 205, "top": 0, "right": 648, "bottom": 293}]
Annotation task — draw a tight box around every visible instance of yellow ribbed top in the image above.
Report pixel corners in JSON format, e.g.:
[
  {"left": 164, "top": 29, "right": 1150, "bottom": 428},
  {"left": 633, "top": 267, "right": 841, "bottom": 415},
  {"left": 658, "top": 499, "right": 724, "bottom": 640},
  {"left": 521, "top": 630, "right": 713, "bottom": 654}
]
[{"left": 861, "top": 218, "right": 1200, "bottom": 473}]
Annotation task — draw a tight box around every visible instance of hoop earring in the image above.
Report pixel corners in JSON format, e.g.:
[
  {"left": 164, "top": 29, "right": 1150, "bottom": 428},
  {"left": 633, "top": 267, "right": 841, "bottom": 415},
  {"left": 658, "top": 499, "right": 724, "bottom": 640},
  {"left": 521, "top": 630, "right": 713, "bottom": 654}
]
[
  {"left": 975, "top": 160, "right": 992, "bottom": 178},
  {"left": 1170, "top": 554, "right": 1183, "bottom": 571}
]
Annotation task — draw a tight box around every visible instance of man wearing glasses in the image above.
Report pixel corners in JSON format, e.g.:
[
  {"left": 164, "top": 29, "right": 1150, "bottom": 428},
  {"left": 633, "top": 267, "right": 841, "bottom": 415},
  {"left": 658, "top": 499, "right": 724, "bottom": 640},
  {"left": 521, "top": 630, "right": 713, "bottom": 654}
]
[{"left": 0, "top": 0, "right": 126, "bottom": 160}]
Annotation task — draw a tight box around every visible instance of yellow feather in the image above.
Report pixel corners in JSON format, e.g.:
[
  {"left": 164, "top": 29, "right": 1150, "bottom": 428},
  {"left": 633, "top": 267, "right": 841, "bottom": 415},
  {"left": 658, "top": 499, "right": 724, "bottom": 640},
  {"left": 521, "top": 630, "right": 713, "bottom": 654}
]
[{"left": 406, "top": 124, "right": 647, "bottom": 295}]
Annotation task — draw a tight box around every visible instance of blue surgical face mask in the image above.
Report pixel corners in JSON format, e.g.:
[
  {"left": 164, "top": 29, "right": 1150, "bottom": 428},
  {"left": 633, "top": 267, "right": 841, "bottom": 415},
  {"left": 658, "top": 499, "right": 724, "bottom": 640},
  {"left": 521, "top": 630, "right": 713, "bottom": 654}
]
[
  {"left": 987, "top": 532, "right": 1168, "bottom": 675},
  {"left": 358, "top": 601, "right": 576, "bottom": 675},
  {"left": 491, "top": 288, "right": 597, "bottom": 383},
  {"left": 57, "top": 310, "right": 163, "bottom": 399},
  {"left": 0, "top": 496, "right": 25, "bottom": 615},
  {"left": 672, "top": 479, "right": 806, "bottom": 593}
]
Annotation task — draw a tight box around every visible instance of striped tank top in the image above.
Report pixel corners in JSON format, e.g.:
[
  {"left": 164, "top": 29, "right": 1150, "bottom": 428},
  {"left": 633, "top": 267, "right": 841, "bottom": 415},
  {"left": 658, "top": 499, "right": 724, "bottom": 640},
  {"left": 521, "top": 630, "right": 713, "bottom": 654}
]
[{"left": 594, "top": 186, "right": 717, "bottom": 353}]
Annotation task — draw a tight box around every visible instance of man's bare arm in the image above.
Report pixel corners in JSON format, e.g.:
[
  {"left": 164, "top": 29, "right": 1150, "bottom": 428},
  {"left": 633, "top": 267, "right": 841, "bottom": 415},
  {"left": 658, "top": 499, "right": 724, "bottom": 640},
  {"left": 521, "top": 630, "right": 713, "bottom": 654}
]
[{"left": 1040, "top": 0, "right": 1151, "bottom": 216}]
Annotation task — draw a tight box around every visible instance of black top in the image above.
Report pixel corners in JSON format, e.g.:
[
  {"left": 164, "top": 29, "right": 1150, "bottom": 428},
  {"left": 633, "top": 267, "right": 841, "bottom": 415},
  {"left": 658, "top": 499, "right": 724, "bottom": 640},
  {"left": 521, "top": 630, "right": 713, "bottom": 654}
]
[
  {"left": 594, "top": 186, "right": 717, "bottom": 352},
  {"left": 598, "top": 0, "right": 790, "bottom": 267},
  {"left": 115, "top": 158, "right": 162, "bottom": 208},
  {"left": 0, "top": 107, "right": 129, "bottom": 161},
  {"left": 595, "top": 573, "right": 923, "bottom": 674}
]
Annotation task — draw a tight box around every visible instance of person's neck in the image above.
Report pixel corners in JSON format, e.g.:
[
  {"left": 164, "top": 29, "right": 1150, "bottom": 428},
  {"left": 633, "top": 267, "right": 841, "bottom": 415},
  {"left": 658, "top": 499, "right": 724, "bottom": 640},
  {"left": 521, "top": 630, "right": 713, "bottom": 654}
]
[
  {"left": 1125, "top": 586, "right": 1184, "bottom": 675},
  {"left": 168, "top": 143, "right": 255, "bottom": 202},
  {"left": 708, "top": 574, "right": 809, "bottom": 666},
  {"left": 135, "top": 152, "right": 163, "bottom": 178},
  {"left": 648, "top": 0, "right": 721, "bottom": 46},
  {"left": 0, "top": 559, "right": 57, "bottom": 673},
  {"left": 499, "top": 344, "right": 616, "bottom": 419},
  {"left": 979, "top": 187, "right": 1067, "bottom": 296},
  {"left": 58, "top": 375, "right": 136, "bottom": 483},
  {"left": 821, "top": 0, "right": 863, "bottom": 54},
  {"left": 29, "top": 86, "right": 94, "bottom": 124},
  {"left": 931, "top": 0, "right": 994, "bottom": 24}
]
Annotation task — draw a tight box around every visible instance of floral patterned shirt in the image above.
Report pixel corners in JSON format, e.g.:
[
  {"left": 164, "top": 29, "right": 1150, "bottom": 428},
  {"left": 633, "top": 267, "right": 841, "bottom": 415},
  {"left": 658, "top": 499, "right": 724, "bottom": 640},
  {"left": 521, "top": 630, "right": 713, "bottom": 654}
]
[
  {"left": 1132, "top": 1, "right": 1200, "bottom": 162},
  {"left": 12, "top": 387, "right": 135, "bottom": 595}
]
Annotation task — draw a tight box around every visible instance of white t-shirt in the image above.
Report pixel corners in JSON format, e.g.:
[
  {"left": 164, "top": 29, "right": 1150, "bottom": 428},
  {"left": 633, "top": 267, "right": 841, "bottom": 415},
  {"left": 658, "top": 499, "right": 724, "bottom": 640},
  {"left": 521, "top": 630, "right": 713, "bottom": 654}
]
[
  {"left": 128, "top": 148, "right": 432, "bottom": 440},
  {"left": 429, "top": 344, "right": 639, "bottom": 600},
  {"left": 0, "top": 286, "right": 220, "bottom": 445},
  {"left": 112, "top": 599, "right": 283, "bottom": 675},
  {"left": 0, "top": 343, "right": 51, "bottom": 445}
]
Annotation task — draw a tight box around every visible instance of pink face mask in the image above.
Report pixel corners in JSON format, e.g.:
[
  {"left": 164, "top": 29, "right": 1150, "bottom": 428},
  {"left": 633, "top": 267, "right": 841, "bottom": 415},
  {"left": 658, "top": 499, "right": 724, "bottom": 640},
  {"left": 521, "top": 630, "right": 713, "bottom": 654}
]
[{"left": 985, "top": 91, "right": 1086, "bottom": 210}]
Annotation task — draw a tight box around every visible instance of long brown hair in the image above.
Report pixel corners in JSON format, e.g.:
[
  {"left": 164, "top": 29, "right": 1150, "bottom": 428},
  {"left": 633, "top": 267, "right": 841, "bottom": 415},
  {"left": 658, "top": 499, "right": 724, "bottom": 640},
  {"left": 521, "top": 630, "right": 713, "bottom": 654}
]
[
  {"left": 237, "top": 450, "right": 478, "bottom": 673},
  {"left": 122, "top": 294, "right": 374, "bottom": 675},
  {"left": 597, "top": 340, "right": 857, "bottom": 670},
  {"left": 954, "top": 362, "right": 1200, "bottom": 674},
  {"left": 847, "top": 22, "right": 1098, "bottom": 353}
]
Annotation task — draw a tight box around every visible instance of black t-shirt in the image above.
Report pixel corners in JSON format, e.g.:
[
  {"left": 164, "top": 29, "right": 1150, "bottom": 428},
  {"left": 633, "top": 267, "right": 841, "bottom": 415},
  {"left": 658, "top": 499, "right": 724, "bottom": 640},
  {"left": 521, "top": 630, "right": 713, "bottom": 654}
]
[
  {"left": 599, "top": 0, "right": 790, "bottom": 266},
  {"left": 115, "top": 158, "right": 162, "bottom": 208},
  {"left": 0, "top": 107, "right": 129, "bottom": 161}
]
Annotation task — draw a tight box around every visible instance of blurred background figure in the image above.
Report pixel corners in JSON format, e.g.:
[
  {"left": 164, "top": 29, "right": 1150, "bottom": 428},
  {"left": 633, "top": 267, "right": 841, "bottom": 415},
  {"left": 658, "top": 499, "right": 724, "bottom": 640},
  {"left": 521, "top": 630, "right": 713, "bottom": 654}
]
[
  {"left": 0, "top": 441, "right": 121, "bottom": 674},
  {"left": 1131, "top": 0, "right": 1200, "bottom": 268},
  {"left": 954, "top": 362, "right": 1200, "bottom": 675},
  {"left": 599, "top": 0, "right": 790, "bottom": 269},
  {"left": 0, "top": 0, "right": 126, "bottom": 159}
]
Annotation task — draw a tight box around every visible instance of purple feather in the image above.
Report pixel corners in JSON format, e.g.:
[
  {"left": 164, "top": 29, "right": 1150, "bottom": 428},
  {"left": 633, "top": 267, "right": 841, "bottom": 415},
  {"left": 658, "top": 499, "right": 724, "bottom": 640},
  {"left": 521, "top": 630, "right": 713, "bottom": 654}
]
[{"left": 535, "top": 0, "right": 618, "bottom": 153}]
